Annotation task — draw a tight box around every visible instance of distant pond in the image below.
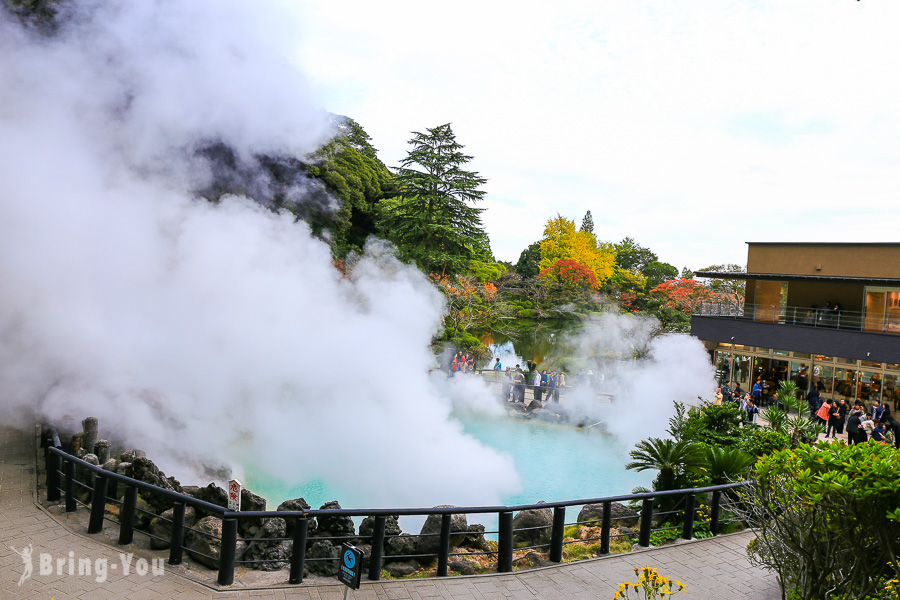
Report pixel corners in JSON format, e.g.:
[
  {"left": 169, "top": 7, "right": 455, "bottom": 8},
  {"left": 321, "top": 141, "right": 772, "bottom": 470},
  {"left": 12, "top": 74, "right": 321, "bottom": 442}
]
[{"left": 474, "top": 318, "right": 586, "bottom": 371}]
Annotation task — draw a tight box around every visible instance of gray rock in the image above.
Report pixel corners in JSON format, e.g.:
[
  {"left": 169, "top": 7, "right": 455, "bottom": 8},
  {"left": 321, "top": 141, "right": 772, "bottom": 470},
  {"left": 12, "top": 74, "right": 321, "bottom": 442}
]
[
  {"left": 315, "top": 501, "right": 355, "bottom": 539},
  {"left": 276, "top": 497, "right": 316, "bottom": 538},
  {"left": 449, "top": 559, "right": 476, "bottom": 575},
  {"left": 237, "top": 488, "right": 267, "bottom": 537},
  {"left": 464, "top": 524, "right": 491, "bottom": 552},
  {"left": 93, "top": 439, "right": 111, "bottom": 463},
  {"left": 385, "top": 533, "right": 417, "bottom": 560},
  {"left": 149, "top": 506, "right": 197, "bottom": 550},
  {"left": 130, "top": 457, "right": 182, "bottom": 515},
  {"left": 306, "top": 539, "right": 340, "bottom": 576},
  {"left": 185, "top": 516, "right": 247, "bottom": 569},
  {"left": 416, "top": 507, "right": 468, "bottom": 563},
  {"left": 81, "top": 417, "right": 99, "bottom": 457},
  {"left": 243, "top": 518, "right": 290, "bottom": 571},
  {"left": 513, "top": 503, "right": 553, "bottom": 548},
  {"left": 577, "top": 502, "right": 639, "bottom": 528},
  {"left": 359, "top": 515, "right": 401, "bottom": 540},
  {"left": 383, "top": 560, "right": 418, "bottom": 577}
]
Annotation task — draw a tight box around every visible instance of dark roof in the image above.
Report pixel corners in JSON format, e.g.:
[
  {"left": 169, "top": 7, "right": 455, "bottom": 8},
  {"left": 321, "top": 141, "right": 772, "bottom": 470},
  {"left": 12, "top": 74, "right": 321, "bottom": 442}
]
[{"left": 693, "top": 271, "right": 900, "bottom": 286}]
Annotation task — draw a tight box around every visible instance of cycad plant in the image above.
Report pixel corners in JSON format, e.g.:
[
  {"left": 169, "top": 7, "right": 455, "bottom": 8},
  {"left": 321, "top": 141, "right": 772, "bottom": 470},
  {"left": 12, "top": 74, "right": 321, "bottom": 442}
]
[{"left": 760, "top": 381, "right": 824, "bottom": 447}]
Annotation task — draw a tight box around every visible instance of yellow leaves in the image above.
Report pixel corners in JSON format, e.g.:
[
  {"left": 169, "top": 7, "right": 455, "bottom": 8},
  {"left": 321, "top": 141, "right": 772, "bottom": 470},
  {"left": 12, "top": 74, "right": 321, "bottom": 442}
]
[{"left": 538, "top": 214, "right": 616, "bottom": 288}]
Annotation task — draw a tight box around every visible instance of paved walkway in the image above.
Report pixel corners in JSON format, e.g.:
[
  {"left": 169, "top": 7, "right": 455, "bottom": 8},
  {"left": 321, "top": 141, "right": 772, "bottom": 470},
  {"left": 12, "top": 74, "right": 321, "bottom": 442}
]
[{"left": 1, "top": 425, "right": 780, "bottom": 599}]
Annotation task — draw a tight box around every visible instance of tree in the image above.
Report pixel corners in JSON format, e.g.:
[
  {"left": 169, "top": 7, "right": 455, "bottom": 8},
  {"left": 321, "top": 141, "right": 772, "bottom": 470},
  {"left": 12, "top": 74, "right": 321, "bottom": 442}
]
[
  {"left": 380, "top": 123, "right": 487, "bottom": 276},
  {"left": 695, "top": 263, "right": 746, "bottom": 307},
  {"left": 538, "top": 215, "right": 615, "bottom": 288},
  {"left": 516, "top": 241, "right": 542, "bottom": 279},
  {"left": 538, "top": 259, "right": 597, "bottom": 291},
  {"left": 580, "top": 210, "right": 594, "bottom": 235},
  {"left": 614, "top": 237, "right": 657, "bottom": 272}
]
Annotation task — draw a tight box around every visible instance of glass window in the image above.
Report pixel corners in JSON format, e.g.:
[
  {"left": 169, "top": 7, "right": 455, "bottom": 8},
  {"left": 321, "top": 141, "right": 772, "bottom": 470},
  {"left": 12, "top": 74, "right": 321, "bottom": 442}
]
[
  {"left": 864, "top": 287, "right": 900, "bottom": 334},
  {"left": 774, "top": 350, "right": 790, "bottom": 357},
  {"left": 884, "top": 375, "right": 898, "bottom": 411},
  {"left": 715, "top": 351, "right": 732, "bottom": 386},
  {"left": 793, "top": 352, "right": 811, "bottom": 359},
  {"left": 887, "top": 363, "right": 900, "bottom": 372},
  {"left": 833, "top": 368, "right": 856, "bottom": 401},
  {"left": 731, "top": 354, "right": 752, "bottom": 394},
  {"left": 814, "top": 364, "right": 835, "bottom": 399},
  {"left": 814, "top": 355, "right": 833, "bottom": 363},
  {"left": 861, "top": 360, "right": 883, "bottom": 368},
  {"left": 756, "top": 347, "right": 772, "bottom": 354},
  {"left": 857, "top": 371, "right": 883, "bottom": 404},
  {"left": 836, "top": 357, "right": 857, "bottom": 365},
  {"left": 791, "top": 361, "right": 811, "bottom": 394}
]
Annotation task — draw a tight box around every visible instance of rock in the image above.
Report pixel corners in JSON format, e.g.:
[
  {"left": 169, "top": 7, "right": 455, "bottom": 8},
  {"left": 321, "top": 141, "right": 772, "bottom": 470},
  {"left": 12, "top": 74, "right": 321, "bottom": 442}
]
[
  {"left": 276, "top": 497, "right": 316, "bottom": 538},
  {"left": 306, "top": 539, "right": 340, "bottom": 576},
  {"left": 83, "top": 453, "right": 99, "bottom": 466},
  {"left": 130, "top": 457, "right": 182, "bottom": 515},
  {"left": 385, "top": 533, "right": 417, "bottom": 560},
  {"left": 516, "top": 551, "right": 549, "bottom": 569},
  {"left": 383, "top": 561, "right": 418, "bottom": 577},
  {"left": 315, "top": 501, "right": 355, "bottom": 539},
  {"left": 93, "top": 439, "right": 111, "bottom": 463},
  {"left": 464, "top": 524, "right": 491, "bottom": 552},
  {"left": 190, "top": 483, "right": 228, "bottom": 519},
  {"left": 513, "top": 503, "right": 553, "bottom": 548},
  {"left": 185, "top": 516, "right": 247, "bottom": 569},
  {"left": 237, "top": 488, "right": 267, "bottom": 537},
  {"left": 149, "top": 506, "right": 197, "bottom": 550},
  {"left": 70, "top": 433, "right": 83, "bottom": 454},
  {"left": 359, "top": 515, "right": 401, "bottom": 540},
  {"left": 115, "top": 462, "right": 132, "bottom": 478},
  {"left": 577, "top": 502, "right": 640, "bottom": 529},
  {"left": 81, "top": 417, "right": 99, "bottom": 456},
  {"left": 449, "top": 560, "right": 476, "bottom": 575},
  {"left": 243, "top": 518, "right": 290, "bottom": 571},
  {"left": 134, "top": 497, "right": 156, "bottom": 531},
  {"left": 416, "top": 507, "right": 468, "bottom": 563},
  {"left": 102, "top": 458, "right": 118, "bottom": 472}
]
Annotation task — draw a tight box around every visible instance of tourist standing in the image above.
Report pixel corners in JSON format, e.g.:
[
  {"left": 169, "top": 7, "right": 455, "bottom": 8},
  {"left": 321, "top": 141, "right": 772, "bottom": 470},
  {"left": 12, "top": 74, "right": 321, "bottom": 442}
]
[
  {"left": 502, "top": 367, "right": 512, "bottom": 401},
  {"left": 532, "top": 370, "right": 543, "bottom": 405},
  {"left": 816, "top": 398, "right": 832, "bottom": 427},
  {"left": 714, "top": 388, "right": 723, "bottom": 406},
  {"left": 846, "top": 410, "right": 863, "bottom": 445}
]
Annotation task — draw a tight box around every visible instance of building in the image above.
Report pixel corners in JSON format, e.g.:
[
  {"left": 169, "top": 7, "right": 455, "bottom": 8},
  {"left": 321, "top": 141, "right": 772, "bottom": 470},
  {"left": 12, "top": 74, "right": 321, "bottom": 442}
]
[{"left": 691, "top": 242, "right": 900, "bottom": 408}]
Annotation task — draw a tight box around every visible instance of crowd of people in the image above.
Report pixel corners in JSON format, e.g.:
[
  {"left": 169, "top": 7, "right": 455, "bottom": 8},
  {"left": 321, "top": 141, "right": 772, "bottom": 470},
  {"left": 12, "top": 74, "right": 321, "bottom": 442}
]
[
  {"left": 713, "top": 382, "right": 900, "bottom": 447},
  {"left": 499, "top": 363, "right": 567, "bottom": 405}
]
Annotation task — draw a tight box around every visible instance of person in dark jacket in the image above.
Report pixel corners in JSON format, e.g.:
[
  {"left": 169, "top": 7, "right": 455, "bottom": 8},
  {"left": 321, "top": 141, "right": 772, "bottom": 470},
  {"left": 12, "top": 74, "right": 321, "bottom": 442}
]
[
  {"left": 886, "top": 416, "right": 900, "bottom": 449},
  {"left": 846, "top": 410, "right": 864, "bottom": 445},
  {"left": 806, "top": 387, "right": 821, "bottom": 419}
]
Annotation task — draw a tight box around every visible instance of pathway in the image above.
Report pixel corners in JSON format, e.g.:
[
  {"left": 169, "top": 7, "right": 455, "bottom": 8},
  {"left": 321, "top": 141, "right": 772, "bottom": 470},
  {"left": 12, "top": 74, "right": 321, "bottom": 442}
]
[{"left": 1, "top": 425, "right": 780, "bottom": 599}]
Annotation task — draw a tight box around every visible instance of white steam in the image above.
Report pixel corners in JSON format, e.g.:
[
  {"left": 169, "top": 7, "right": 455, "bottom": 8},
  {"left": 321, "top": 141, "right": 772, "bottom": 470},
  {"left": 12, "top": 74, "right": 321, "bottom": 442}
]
[
  {"left": 0, "top": 1, "right": 519, "bottom": 509},
  {"left": 556, "top": 313, "right": 716, "bottom": 446}
]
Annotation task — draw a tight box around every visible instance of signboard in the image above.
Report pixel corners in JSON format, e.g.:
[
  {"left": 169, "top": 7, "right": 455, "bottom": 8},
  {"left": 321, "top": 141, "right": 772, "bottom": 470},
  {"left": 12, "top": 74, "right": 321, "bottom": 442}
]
[
  {"left": 227, "top": 479, "right": 242, "bottom": 511},
  {"left": 338, "top": 543, "right": 363, "bottom": 590}
]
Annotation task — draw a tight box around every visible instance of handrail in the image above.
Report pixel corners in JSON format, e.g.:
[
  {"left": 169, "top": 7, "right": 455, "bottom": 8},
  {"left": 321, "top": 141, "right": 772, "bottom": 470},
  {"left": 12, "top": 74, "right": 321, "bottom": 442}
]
[
  {"left": 44, "top": 427, "right": 745, "bottom": 587},
  {"left": 696, "top": 301, "right": 900, "bottom": 334}
]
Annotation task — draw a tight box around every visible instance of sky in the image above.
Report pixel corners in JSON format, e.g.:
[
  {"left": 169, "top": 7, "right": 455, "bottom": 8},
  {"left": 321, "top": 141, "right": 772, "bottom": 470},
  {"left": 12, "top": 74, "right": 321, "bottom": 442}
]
[{"left": 286, "top": 0, "right": 900, "bottom": 272}]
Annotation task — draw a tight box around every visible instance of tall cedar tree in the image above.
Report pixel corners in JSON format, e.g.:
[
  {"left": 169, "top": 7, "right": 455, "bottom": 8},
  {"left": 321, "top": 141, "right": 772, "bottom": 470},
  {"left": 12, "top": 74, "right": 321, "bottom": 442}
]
[{"left": 384, "top": 124, "right": 487, "bottom": 276}]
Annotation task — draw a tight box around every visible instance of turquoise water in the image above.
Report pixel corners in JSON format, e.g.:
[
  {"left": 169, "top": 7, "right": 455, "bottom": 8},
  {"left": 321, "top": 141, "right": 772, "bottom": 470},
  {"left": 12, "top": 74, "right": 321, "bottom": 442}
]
[{"left": 247, "top": 412, "right": 652, "bottom": 511}]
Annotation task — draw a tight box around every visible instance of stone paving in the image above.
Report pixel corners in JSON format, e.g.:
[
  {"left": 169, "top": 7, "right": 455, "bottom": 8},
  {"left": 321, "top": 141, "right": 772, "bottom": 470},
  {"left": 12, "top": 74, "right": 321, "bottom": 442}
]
[{"left": 1, "top": 425, "right": 781, "bottom": 599}]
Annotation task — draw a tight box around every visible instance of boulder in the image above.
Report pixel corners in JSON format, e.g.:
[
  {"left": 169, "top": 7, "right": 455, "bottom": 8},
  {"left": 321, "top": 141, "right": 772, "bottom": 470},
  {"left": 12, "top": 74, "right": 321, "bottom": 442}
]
[
  {"left": 359, "top": 515, "right": 401, "bottom": 540},
  {"left": 149, "top": 506, "right": 197, "bottom": 550},
  {"left": 385, "top": 533, "right": 417, "bottom": 561},
  {"left": 512, "top": 503, "right": 553, "bottom": 548},
  {"left": 383, "top": 561, "right": 418, "bottom": 577},
  {"left": 464, "top": 524, "right": 491, "bottom": 552},
  {"left": 130, "top": 457, "right": 182, "bottom": 515},
  {"left": 276, "top": 497, "right": 316, "bottom": 538},
  {"left": 185, "top": 516, "right": 247, "bottom": 569},
  {"left": 243, "top": 518, "right": 291, "bottom": 571},
  {"left": 315, "top": 501, "right": 355, "bottom": 539},
  {"left": 415, "top": 507, "right": 468, "bottom": 562},
  {"left": 577, "top": 502, "right": 639, "bottom": 529},
  {"left": 237, "top": 488, "right": 267, "bottom": 537},
  {"left": 449, "top": 559, "right": 476, "bottom": 575},
  {"left": 306, "top": 539, "right": 340, "bottom": 576}
]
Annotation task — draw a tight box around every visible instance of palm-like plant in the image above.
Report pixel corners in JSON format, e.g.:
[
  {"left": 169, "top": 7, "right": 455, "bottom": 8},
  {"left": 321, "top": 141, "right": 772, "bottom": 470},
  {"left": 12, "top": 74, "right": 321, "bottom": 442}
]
[
  {"left": 703, "top": 446, "right": 754, "bottom": 485},
  {"left": 626, "top": 438, "right": 707, "bottom": 492},
  {"left": 763, "top": 381, "right": 824, "bottom": 446}
]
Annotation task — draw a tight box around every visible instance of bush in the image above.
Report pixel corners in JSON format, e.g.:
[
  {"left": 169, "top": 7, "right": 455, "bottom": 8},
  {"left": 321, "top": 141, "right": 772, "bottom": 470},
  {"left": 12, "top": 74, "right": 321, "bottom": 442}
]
[{"left": 736, "top": 427, "right": 790, "bottom": 457}]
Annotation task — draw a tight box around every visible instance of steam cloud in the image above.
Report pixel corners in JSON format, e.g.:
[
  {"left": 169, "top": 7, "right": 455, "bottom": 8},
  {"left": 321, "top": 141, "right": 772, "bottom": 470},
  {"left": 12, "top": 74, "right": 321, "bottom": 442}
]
[{"left": 0, "top": 1, "right": 520, "bottom": 508}]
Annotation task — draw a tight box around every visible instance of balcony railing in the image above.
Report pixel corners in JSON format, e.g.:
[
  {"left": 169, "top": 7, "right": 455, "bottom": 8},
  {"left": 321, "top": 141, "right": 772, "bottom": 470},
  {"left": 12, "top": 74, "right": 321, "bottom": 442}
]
[{"left": 698, "top": 301, "right": 900, "bottom": 334}]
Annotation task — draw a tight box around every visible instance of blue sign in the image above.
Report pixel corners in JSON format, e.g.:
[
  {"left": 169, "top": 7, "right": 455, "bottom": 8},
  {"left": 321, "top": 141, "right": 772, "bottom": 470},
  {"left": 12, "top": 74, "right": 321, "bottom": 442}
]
[{"left": 338, "top": 543, "right": 363, "bottom": 590}]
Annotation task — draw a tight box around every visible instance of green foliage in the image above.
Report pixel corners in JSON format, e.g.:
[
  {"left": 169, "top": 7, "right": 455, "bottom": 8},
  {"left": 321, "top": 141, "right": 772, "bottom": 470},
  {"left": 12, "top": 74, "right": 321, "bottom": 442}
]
[
  {"left": 702, "top": 446, "right": 754, "bottom": 485},
  {"left": 580, "top": 210, "right": 594, "bottom": 234},
  {"left": 626, "top": 438, "right": 707, "bottom": 493},
  {"left": 564, "top": 543, "right": 602, "bottom": 561},
  {"left": 469, "top": 260, "right": 504, "bottom": 282},
  {"left": 380, "top": 123, "right": 487, "bottom": 276},
  {"left": 736, "top": 427, "right": 790, "bottom": 457},
  {"left": 614, "top": 237, "right": 657, "bottom": 272},
  {"left": 671, "top": 402, "right": 744, "bottom": 448},
  {"left": 516, "top": 241, "right": 542, "bottom": 279},
  {"left": 741, "top": 441, "right": 900, "bottom": 600}
]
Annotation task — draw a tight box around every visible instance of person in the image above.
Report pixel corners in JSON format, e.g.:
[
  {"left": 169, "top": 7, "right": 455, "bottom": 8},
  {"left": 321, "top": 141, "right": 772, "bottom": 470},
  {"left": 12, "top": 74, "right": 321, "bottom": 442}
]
[
  {"left": 449, "top": 355, "right": 459, "bottom": 377},
  {"left": 860, "top": 414, "right": 875, "bottom": 440},
  {"left": 745, "top": 400, "right": 759, "bottom": 426},
  {"left": 816, "top": 398, "right": 832, "bottom": 427},
  {"left": 806, "top": 387, "right": 821, "bottom": 419},
  {"left": 885, "top": 416, "right": 900, "bottom": 449},
  {"left": 829, "top": 398, "right": 848, "bottom": 438},
  {"left": 752, "top": 379, "right": 763, "bottom": 405},
  {"left": 871, "top": 400, "right": 885, "bottom": 422},
  {"left": 722, "top": 382, "right": 733, "bottom": 403},
  {"left": 512, "top": 366, "right": 525, "bottom": 403},
  {"left": 556, "top": 371, "right": 566, "bottom": 403},
  {"left": 493, "top": 358, "right": 501, "bottom": 381},
  {"left": 872, "top": 420, "right": 887, "bottom": 443},
  {"left": 714, "top": 387, "right": 723, "bottom": 406},
  {"left": 548, "top": 371, "right": 559, "bottom": 403},
  {"left": 532, "top": 370, "right": 543, "bottom": 405},
  {"left": 502, "top": 367, "right": 512, "bottom": 401},
  {"left": 846, "top": 409, "right": 863, "bottom": 445}
]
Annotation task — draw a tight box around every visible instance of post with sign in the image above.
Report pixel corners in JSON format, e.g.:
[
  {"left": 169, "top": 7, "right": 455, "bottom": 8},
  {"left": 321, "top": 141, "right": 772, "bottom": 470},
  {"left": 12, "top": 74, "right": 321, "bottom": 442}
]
[
  {"left": 228, "top": 479, "right": 242, "bottom": 511},
  {"left": 338, "top": 542, "right": 363, "bottom": 598}
]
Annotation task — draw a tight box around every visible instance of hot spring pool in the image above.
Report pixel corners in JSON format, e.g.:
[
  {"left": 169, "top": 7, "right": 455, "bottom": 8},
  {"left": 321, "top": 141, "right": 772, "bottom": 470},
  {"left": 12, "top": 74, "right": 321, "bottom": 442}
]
[{"left": 246, "top": 412, "right": 653, "bottom": 512}]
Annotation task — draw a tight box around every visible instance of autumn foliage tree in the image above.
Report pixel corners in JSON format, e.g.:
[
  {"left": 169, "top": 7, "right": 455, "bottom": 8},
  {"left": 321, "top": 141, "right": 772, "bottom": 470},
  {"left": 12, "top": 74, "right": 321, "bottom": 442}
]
[
  {"left": 538, "top": 215, "right": 615, "bottom": 288},
  {"left": 539, "top": 259, "right": 597, "bottom": 291}
]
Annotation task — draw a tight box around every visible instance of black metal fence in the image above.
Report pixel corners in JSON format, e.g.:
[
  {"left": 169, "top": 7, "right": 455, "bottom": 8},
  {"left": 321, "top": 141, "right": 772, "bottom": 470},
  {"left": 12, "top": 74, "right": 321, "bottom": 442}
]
[{"left": 44, "top": 431, "right": 744, "bottom": 587}]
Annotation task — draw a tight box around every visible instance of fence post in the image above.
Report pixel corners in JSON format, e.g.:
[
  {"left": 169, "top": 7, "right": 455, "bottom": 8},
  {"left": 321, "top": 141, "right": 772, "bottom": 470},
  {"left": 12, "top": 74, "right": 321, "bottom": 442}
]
[
  {"left": 288, "top": 517, "right": 308, "bottom": 584},
  {"left": 437, "top": 514, "right": 452, "bottom": 577},
  {"left": 681, "top": 494, "right": 695, "bottom": 540},
  {"left": 498, "top": 511, "right": 513, "bottom": 573},
  {"left": 64, "top": 460, "right": 77, "bottom": 512},
  {"left": 118, "top": 484, "right": 138, "bottom": 545},
  {"left": 599, "top": 501, "right": 611, "bottom": 554},
  {"left": 218, "top": 516, "right": 238, "bottom": 585},
  {"left": 549, "top": 506, "right": 566, "bottom": 563},
  {"left": 169, "top": 501, "right": 186, "bottom": 565},
  {"left": 87, "top": 474, "right": 109, "bottom": 533},
  {"left": 46, "top": 449, "right": 61, "bottom": 502},
  {"left": 639, "top": 498, "right": 654, "bottom": 547},
  {"left": 368, "top": 515, "right": 386, "bottom": 581},
  {"left": 711, "top": 490, "right": 722, "bottom": 535}
]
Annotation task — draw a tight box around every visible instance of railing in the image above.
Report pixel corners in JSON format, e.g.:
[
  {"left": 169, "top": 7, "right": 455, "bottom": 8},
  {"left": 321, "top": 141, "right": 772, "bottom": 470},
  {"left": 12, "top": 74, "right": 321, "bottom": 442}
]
[
  {"left": 697, "top": 302, "right": 900, "bottom": 334},
  {"left": 44, "top": 430, "right": 744, "bottom": 587}
]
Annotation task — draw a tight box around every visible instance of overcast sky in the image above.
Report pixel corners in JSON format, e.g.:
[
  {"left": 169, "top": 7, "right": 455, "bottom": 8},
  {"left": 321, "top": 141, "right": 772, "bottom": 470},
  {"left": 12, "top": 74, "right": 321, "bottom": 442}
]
[{"left": 287, "top": 0, "right": 899, "bottom": 272}]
